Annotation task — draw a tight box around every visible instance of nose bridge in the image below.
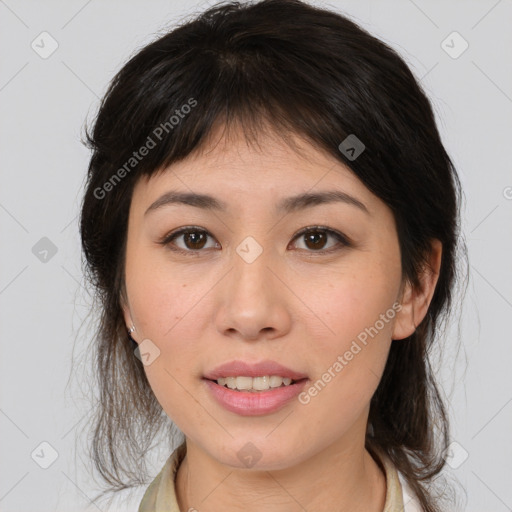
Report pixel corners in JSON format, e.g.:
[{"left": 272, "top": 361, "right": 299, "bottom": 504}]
[
  {"left": 231, "top": 235, "right": 276, "bottom": 302},
  {"left": 215, "top": 235, "right": 290, "bottom": 339}
]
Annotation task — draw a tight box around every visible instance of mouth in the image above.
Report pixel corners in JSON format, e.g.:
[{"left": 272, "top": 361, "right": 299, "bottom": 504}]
[
  {"left": 205, "top": 375, "right": 308, "bottom": 393},
  {"left": 203, "top": 374, "right": 310, "bottom": 416}
]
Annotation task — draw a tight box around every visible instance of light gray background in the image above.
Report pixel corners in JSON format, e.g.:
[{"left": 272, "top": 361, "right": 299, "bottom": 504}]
[{"left": 1, "top": 0, "right": 511, "bottom": 511}]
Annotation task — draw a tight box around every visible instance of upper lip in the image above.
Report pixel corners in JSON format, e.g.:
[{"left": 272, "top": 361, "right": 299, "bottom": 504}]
[{"left": 203, "top": 360, "right": 308, "bottom": 381}]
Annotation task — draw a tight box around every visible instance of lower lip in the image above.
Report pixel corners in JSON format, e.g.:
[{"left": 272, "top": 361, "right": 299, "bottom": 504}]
[{"left": 203, "top": 378, "right": 309, "bottom": 416}]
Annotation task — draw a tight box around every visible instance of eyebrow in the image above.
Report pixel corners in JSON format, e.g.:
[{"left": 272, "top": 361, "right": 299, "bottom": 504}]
[{"left": 144, "top": 190, "right": 370, "bottom": 216}]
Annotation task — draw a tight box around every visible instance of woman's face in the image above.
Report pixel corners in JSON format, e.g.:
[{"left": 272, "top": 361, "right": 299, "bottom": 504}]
[{"left": 122, "top": 126, "right": 415, "bottom": 470}]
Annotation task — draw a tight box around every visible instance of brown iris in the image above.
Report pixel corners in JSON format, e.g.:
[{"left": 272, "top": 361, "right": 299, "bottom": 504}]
[{"left": 303, "top": 230, "right": 328, "bottom": 251}]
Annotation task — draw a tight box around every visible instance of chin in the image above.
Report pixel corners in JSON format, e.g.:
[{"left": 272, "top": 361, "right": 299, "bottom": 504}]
[{"left": 207, "top": 438, "right": 305, "bottom": 471}]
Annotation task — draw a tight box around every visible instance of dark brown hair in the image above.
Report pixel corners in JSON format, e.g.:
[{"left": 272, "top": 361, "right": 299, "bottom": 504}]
[{"left": 79, "top": 1, "right": 466, "bottom": 510}]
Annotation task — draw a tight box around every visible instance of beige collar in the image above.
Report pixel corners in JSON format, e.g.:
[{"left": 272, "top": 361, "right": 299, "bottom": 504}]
[{"left": 138, "top": 443, "right": 405, "bottom": 511}]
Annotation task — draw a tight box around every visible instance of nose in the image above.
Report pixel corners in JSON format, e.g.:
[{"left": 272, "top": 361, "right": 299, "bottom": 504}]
[{"left": 214, "top": 246, "right": 293, "bottom": 342}]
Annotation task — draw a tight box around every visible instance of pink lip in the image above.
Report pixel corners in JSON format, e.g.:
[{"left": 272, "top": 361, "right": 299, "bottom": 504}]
[
  {"left": 204, "top": 378, "right": 309, "bottom": 416},
  {"left": 203, "top": 359, "right": 308, "bottom": 380}
]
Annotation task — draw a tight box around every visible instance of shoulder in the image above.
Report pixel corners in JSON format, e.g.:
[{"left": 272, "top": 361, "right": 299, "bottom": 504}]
[
  {"left": 369, "top": 444, "right": 424, "bottom": 512},
  {"left": 398, "top": 471, "right": 424, "bottom": 512},
  {"left": 81, "top": 445, "right": 186, "bottom": 512},
  {"left": 137, "top": 443, "right": 186, "bottom": 511}
]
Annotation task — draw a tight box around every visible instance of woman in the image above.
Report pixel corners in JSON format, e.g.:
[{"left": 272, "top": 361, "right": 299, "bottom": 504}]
[{"left": 79, "top": 0, "right": 465, "bottom": 510}]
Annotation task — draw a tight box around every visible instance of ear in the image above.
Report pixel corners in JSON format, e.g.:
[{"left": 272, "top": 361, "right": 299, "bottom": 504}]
[
  {"left": 392, "top": 239, "right": 442, "bottom": 340},
  {"left": 120, "top": 287, "right": 135, "bottom": 338},
  {"left": 122, "top": 304, "right": 133, "bottom": 331}
]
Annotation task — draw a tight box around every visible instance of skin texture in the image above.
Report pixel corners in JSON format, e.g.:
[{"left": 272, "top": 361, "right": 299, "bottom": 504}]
[{"left": 122, "top": 125, "right": 442, "bottom": 512}]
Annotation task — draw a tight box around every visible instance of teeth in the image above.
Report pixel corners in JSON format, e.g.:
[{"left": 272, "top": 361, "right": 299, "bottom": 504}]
[{"left": 216, "top": 375, "right": 294, "bottom": 391}]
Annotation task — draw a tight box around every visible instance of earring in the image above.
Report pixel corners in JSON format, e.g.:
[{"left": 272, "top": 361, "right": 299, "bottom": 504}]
[{"left": 127, "top": 324, "right": 138, "bottom": 348}]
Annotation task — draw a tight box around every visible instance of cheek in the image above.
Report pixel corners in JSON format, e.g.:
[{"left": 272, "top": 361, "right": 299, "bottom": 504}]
[
  {"left": 125, "top": 240, "right": 204, "bottom": 337},
  {"left": 306, "top": 256, "right": 400, "bottom": 347},
  {"left": 125, "top": 251, "right": 209, "bottom": 426},
  {"left": 125, "top": 242, "right": 215, "bottom": 370},
  {"left": 301, "top": 257, "right": 400, "bottom": 400}
]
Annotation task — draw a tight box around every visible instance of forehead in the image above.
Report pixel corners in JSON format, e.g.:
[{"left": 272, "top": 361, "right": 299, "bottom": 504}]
[{"left": 134, "top": 125, "right": 373, "bottom": 209}]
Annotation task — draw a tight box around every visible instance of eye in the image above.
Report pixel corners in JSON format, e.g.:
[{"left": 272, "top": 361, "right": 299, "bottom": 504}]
[
  {"left": 289, "top": 226, "right": 351, "bottom": 254},
  {"left": 158, "top": 225, "right": 351, "bottom": 256},
  {"left": 159, "top": 226, "right": 219, "bottom": 255}
]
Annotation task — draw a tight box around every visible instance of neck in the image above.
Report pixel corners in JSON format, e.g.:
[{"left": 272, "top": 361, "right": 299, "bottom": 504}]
[{"left": 175, "top": 435, "right": 386, "bottom": 512}]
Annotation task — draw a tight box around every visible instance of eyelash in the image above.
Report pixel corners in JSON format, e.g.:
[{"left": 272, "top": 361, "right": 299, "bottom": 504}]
[{"left": 157, "top": 225, "right": 352, "bottom": 257}]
